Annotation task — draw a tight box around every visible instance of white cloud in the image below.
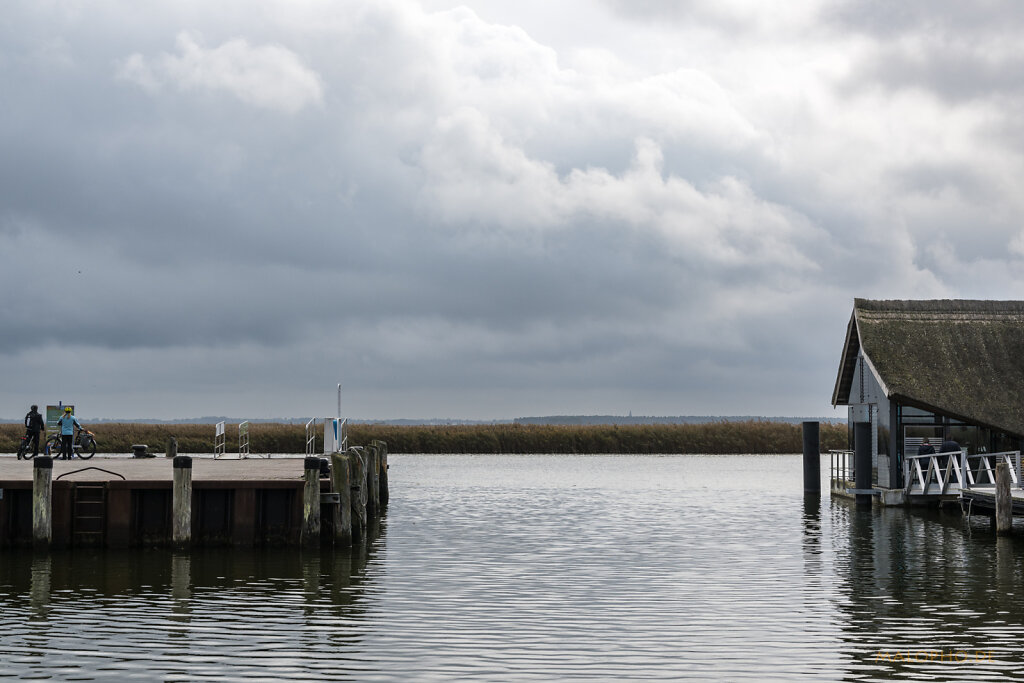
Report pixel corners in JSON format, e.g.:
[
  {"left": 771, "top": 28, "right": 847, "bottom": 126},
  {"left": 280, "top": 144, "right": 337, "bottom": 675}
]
[{"left": 117, "top": 32, "right": 323, "bottom": 113}]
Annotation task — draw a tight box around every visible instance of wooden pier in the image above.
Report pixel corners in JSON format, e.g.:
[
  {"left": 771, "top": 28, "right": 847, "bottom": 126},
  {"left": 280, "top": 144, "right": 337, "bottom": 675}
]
[{"left": 0, "top": 442, "right": 389, "bottom": 549}]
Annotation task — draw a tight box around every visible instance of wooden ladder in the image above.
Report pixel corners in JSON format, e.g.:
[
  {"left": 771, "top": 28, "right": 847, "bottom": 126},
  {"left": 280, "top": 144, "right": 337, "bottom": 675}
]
[{"left": 73, "top": 483, "right": 106, "bottom": 547}]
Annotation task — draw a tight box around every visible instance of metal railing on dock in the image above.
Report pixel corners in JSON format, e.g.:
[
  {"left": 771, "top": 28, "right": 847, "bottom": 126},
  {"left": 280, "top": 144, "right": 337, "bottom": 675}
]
[
  {"left": 214, "top": 421, "right": 226, "bottom": 458},
  {"left": 239, "top": 421, "right": 250, "bottom": 458},
  {"left": 305, "top": 418, "right": 316, "bottom": 456},
  {"left": 904, "top": 450, "right": 1022, "bottom": 496},
  {"left": 830, "top": 449, "right": 855, "bottom": 485}
]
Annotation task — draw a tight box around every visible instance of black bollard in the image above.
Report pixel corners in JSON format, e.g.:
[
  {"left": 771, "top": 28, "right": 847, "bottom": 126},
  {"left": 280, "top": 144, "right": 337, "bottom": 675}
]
[
  {"left": 802, "top": 421, "right": 820, "bottom": 495},
  {"left": 854, "top": 421, "right": 872, "bottom": 506}
]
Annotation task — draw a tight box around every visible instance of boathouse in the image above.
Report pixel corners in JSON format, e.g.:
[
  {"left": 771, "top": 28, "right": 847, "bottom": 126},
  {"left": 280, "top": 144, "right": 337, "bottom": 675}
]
[{"left": 832, "top": 299, "right": 1024, "bottom": 490}]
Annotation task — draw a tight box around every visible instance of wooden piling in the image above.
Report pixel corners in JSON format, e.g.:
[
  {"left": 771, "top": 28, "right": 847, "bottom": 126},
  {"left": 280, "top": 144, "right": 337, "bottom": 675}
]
[
  {"left": 172, "top": 456, "right": 192, "bottom": 547},
  {"left": 367, "top": 444, "right": 379, "bottom": 519},
  {"left": 166, "top": 436, "right": 178, "bottom": 458},
  {"left": 996, "top": 461, "right": 1012, "bottom": 535},
  {"left": 302, "top": 456, "right": 322, "bottom": 545},
  {"left": 32, "top": 456, "right": 53, "bottom": 550},
  {"left": 349, "top": 448, "right": 367, "bottom": 541},
  {"left": 330, "top": 452, "right": 352, "bottom": 545},
  {"left": 375, "top": 440, "right": 389, "bottom": 506}
]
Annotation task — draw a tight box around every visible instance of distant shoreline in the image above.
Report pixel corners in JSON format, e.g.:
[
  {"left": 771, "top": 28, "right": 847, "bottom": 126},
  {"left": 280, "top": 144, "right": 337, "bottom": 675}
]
[{"left": 0, "top": 414, "right": 845, "bottom": 426}]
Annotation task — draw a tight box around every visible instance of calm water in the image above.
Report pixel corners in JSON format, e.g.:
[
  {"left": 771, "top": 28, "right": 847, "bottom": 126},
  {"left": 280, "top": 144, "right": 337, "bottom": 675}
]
[{"left": 2, "top": 454, "right": 1024, "bottom": 680}]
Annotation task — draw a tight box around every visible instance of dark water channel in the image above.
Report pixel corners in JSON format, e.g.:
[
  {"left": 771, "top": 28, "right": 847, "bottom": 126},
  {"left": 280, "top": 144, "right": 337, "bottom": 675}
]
[{"left": 2, "top": 454, "right": 1024, "bottom": 680}]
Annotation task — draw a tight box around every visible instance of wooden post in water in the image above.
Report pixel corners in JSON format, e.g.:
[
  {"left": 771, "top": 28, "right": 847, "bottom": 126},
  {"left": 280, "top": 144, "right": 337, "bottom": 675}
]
[
  {"left": 375, "top": 440, "right": 389, "bottom": 506},
  {"left": 349, "top": 447, "right": 367, "bottom": 541},
  {"left": 366, "top": 444, "right": 379, "bottom": 519},
  {"left": 166, "top": 436, "right": 178, "bottom": 458},
  {"left": 802, "top": 422, "right": 820, "bottom": 495},
  {"left": 302, "top": 457, "right": 322, "bottom": 545},
  {"left": 32, "top": 456, "right": 53, "bottom": 550},
  {"left": 172, "top": 456, "right": 193, "bottom": 547},
  {"left": 330, "top": 452, "right": 352, "bottom": 545},
  {"left": 996, "top": 461, "right": 1012, "bottom": 535}
]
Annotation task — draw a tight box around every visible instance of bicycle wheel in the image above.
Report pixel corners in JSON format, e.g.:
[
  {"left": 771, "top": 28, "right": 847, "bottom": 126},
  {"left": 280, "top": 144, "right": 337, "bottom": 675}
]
[
  {"left": 17, "top": 438, "right": 31, "bottom": 459},
  {"left": 45, "top": 435, "right": 61, "bottom": 457},
  {"left": 79, "top": 437, "right": 96, "bottom": 459}
]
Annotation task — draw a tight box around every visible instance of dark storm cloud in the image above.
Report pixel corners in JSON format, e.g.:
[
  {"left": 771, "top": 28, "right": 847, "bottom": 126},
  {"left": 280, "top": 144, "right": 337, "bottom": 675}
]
[
  {"left": 5, "top": 0, "right": 1024, "bottom": 420},
  {"left": 825, "top": 1, "right": 1024, "bottom": 38},
  {"left": 825, "top": 1, "right": 1024, "bottom": 103},
  {"left": 847, "top": 43, "right": 1024, "bottom": 103}
]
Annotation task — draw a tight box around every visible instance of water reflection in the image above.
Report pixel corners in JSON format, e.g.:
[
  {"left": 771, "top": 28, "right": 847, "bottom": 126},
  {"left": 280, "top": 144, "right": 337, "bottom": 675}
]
[
  {"left": 831, "top": 499, "right": 1024, "bottom": 679},
  {"left": 0, "top": 520, "right": 385, "bottom": 679},
  {"left": 5, "top": 455, "right": 1024, "bottom": 680}
]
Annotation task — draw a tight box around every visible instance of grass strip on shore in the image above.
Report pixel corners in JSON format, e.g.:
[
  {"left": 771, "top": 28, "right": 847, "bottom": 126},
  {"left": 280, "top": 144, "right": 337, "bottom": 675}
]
[{"left": 0, "top": 421, "right": 848, "bottom": 455}]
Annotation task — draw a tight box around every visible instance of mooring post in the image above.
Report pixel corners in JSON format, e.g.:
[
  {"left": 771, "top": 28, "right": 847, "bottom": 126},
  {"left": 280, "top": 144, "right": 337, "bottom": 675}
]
[
  {"left": 996, "top": 461, "right": 1012, "bottom": 535},
  {"left": 375, "top": 440, "right": 389, "bottom": 506},
  {"left": 172, "top": 456, "right": 193, "bottom": 547},
  {"left": 32, "top": 456, "right": 53, "bottom": 550},
  {"left": 330, "top": 451, "right": 352, "bottom": 546},
  {"left": 349, "top": 447, "right": 367, "bottom": 541},
  {"left": 802, "top": 421, "right": 820, "bottom": 495},
  {"left": 302, "top": 456, "right": 322, "bottom": 545},
  {"left": 366, "top": 445, "right": 379, "bottom": 519},
  {"left": 854, "top": 421, "right": 872, "bottom": 506},
  {"left": 166, "top": 436, "right": 178, "bottom": 458}
]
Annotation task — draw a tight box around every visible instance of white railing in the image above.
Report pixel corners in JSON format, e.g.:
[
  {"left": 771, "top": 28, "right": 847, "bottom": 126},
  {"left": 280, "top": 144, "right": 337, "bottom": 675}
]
[
  {"left": 830, "top": 449, "right": 855, "bottom": 485},
  {"left": 960, "top": 450, "right": 1022, "bottom": 489},
  {"left": 904, "top": 450, "right": 1022, "bottom": 496},
  {"left": 214, "top": 421, "right": 226, "bottom": 458},
  {"left": 305, "top": 418, "right": 316, "bottom": 456},
  {"left": 239, "top": 421, "right": 250, "bottom": 458}
]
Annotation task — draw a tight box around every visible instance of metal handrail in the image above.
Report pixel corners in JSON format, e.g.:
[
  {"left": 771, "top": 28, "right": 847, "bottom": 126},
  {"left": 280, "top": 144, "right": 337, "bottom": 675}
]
[
  {"left": 305, "top": 418, "right": 316, "bottom": 456},
  {"left": 239, "top": 421, "right": 250, "bottom": 458},
  {"left": 829, "top": 449, "right": 855, "bottom": 484},
  {"left": 214, "top": 421, "right": 226, "bottom": 458},
  {"left": 904, "top": 449, "right": 1022, "bottom": 495},
  {"left": 56, "top": 467, "right": 126, "bottom": 481}
]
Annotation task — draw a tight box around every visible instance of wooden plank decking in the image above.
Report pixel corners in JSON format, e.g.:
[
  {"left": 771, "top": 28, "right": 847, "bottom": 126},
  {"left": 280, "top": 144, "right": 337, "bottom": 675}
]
[
  {"left": 0, "top": 455, "right": 310, "bottom": 485},
  {"left": 960, "top": 487, "right": 1024, "bottom": 516}
]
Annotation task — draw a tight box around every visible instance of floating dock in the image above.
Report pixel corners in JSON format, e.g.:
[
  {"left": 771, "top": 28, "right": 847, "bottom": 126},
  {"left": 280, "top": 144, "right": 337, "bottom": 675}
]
[{"left": 0, "top": 443, "right": 388, "bottom": 549}]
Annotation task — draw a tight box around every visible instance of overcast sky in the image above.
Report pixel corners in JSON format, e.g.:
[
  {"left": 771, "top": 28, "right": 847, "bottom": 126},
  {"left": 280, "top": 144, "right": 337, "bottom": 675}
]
[{"left": 3, "top": 0, "right": 1024, "bottom": 420}]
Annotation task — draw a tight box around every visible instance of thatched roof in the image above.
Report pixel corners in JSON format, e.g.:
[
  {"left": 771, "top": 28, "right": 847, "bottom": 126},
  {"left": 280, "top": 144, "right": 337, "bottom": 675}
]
[{"left": 833, "top": 299, "right": 1024, "bottom": 437}]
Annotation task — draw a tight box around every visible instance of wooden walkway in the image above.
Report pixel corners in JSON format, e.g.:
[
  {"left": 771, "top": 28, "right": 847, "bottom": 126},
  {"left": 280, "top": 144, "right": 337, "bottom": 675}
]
[
  {"left": 0, "top": 446, "right": 389, "bottom": 549},
  {"left": 0, "top": 456, "right": 309, "bottom": 484},
  {"left": 961, "top": 488, "right": 1024, "bottom": 516}
]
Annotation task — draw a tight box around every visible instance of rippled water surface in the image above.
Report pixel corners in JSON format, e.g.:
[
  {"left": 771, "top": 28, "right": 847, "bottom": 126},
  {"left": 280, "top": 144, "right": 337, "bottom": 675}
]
[{"left": 3, "top": 454, "right": 1024, "bottom": 680}]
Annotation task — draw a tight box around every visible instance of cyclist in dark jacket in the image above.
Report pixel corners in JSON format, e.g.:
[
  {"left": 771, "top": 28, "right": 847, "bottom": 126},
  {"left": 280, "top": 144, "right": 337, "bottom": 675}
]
[{"left": 23, "top": 405, "right": 44, "bottom": 457}]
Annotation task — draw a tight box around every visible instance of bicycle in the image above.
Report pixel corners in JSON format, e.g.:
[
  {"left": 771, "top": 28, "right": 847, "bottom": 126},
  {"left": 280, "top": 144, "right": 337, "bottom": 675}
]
[
  {"left": 16, "top": 432, "right": 42, "bottom": 460},
  {"left": 41, "top": 428, "right": 97, "bottom": 460}
]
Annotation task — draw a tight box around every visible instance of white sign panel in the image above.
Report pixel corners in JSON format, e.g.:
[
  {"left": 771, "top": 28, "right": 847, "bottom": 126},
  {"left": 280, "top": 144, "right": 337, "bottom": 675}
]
[{"left": 324, "top": 418, "right": 340, "bottom": 454}]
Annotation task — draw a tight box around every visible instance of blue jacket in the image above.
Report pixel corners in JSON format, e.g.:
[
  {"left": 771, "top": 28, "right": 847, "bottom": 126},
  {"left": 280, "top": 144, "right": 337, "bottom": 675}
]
[{"left": 57, "top": 414, "right": 82, "bottom": 435}]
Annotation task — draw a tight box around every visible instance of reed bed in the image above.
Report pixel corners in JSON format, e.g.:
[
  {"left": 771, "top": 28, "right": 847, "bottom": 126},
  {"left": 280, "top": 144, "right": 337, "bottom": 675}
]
[{"left": 0, "top": 421, "right": 847, "bottom": 455}]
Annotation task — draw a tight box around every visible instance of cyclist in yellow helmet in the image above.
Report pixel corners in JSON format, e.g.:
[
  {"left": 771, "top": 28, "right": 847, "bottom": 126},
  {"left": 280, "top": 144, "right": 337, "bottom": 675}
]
[{"left": 55, "top": 407, "right": 83, "bottom": 460}]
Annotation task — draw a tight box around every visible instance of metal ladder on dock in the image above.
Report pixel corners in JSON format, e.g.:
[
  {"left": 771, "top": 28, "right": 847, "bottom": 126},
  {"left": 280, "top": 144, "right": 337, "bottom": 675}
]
[{"left": 73, "top": 483, "right": 106, "bottom": 546}]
